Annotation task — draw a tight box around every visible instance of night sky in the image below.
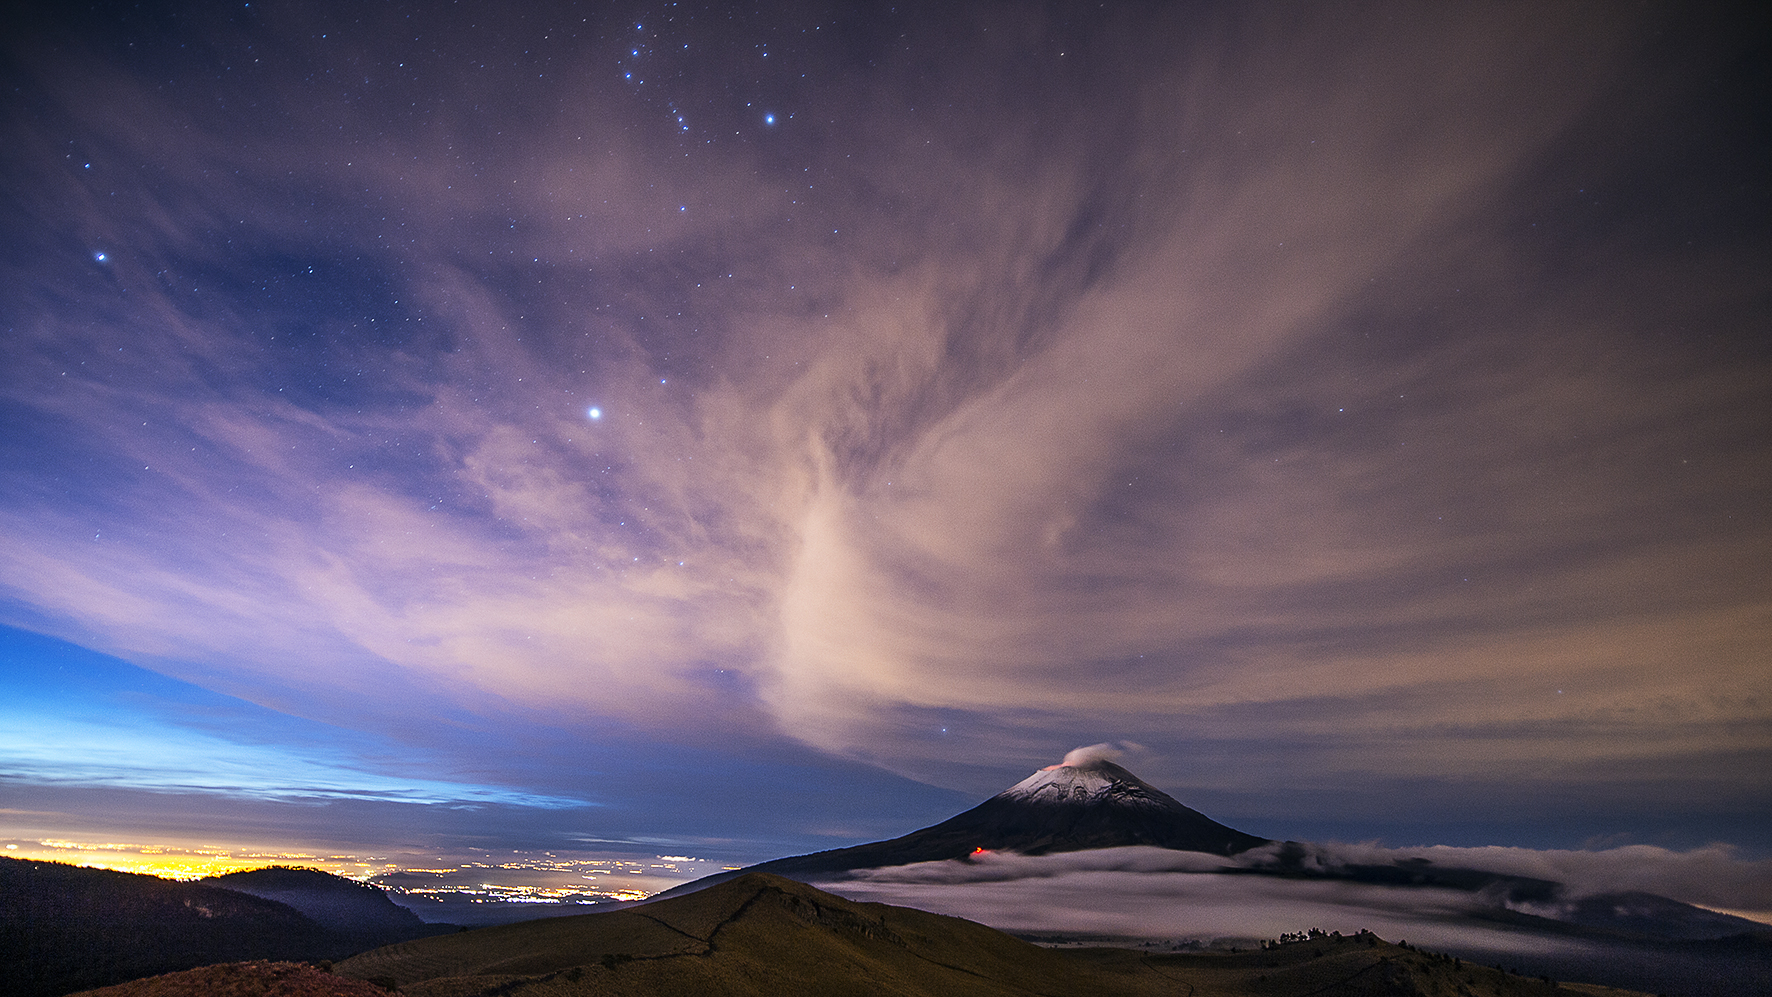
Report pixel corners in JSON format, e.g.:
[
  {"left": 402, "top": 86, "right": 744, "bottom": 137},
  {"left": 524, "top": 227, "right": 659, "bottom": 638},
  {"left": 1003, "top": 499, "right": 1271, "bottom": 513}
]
[{"left": 2, "top": 1, "right": 1769, "bottom": 899}]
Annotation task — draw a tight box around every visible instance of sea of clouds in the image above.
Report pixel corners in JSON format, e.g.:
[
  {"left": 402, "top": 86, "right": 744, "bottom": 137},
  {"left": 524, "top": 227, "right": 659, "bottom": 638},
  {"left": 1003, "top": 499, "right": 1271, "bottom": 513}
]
[{"left": 814, "top": 842, "right": 1772, "bottom": 956}]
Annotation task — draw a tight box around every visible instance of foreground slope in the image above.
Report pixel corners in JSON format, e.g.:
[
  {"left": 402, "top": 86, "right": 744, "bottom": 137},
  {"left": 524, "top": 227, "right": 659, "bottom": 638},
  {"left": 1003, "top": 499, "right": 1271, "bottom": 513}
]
[
  {"left": 341, "top": 872, "right": 1094, "bottom": 997},
  {"left": 66, "top": 961, "right": 394, "bottom": 997},
  {"left": 339, "top": 872, "right": 1648, "bottom": 997}
]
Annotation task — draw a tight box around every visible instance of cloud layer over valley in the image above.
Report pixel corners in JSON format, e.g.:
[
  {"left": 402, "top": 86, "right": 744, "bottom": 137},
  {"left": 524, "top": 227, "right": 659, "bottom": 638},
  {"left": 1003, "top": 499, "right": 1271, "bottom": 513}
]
[{"left": 823, "top": 842, "right": 1772, "bottom": 952}]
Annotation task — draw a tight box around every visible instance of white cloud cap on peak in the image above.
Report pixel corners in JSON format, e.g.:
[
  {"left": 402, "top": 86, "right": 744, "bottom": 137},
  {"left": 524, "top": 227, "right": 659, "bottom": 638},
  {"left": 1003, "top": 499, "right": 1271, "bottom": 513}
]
[{"left": 1059, "top": 743, "right": 1123, "bottom": 768}]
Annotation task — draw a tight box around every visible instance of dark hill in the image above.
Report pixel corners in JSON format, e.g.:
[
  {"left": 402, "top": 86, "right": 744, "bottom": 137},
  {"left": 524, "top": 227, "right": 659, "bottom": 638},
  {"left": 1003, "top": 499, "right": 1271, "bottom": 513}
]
[
  {"left": 0, "top": 857, "right": 449, "bottom": 997},
  {"left": 201, "top": 866, "right": 431, "bottom": 944},
  {"left": 0, "top": 856, "right": 346, "bottom": 997},
  {"left": 1556, "top": 890, "right": 1771, "bottom": 941},
  {"left": 338, "top": 872, "right": 1646, "bottom": 996}
]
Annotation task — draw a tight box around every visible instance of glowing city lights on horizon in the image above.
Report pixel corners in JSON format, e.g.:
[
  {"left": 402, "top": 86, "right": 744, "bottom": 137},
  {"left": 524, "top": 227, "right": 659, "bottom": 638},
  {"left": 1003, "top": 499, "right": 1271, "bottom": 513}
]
[{"left": 1, "top": 837, "right": 727, "bottom": 903}]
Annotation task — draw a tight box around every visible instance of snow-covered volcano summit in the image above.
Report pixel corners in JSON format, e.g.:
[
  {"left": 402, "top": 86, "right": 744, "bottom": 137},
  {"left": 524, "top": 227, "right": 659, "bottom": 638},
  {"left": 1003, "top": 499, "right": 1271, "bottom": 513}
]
[{"left": 998, "top": 758, "right": 1180, "bottom": 810}]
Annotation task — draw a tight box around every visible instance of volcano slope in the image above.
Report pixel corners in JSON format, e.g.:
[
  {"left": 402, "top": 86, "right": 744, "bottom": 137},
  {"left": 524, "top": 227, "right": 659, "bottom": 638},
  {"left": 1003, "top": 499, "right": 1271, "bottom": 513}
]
[
  {"left": 763, "top": 758, "right": 1270, "bottom": 871},
  {"left": 336, "top": 872, "right": 1648, "bottom": 997},
  {"left": 652, "top": 758, "right": 1269, "bottom": 901}
]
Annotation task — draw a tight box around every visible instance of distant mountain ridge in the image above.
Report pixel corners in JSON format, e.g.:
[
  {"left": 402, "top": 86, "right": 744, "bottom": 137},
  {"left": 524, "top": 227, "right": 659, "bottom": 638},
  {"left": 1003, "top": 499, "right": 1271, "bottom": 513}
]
[{"left": 201, "top": 866, "right": 431, "bottom": 945}]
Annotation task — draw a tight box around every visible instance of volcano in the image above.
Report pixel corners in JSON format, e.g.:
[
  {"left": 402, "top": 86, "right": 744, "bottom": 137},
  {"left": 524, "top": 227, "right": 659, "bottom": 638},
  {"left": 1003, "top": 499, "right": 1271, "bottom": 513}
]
[{"left": 658, "top": 756, "right": 1268, "bottom": 898}]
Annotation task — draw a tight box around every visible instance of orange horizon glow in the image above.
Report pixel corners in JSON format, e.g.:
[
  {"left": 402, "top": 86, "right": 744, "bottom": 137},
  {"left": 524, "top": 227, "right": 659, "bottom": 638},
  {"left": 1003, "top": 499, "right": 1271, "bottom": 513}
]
[{"left": 3, "top": 839, "right": 394, "bottom": 881}]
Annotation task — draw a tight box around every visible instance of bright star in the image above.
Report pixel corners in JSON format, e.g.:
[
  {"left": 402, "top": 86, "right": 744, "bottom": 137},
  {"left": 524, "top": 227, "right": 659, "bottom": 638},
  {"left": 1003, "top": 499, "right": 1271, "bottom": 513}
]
[
  {"left": 764, "top": 113, "right": 776, "bottom": 126},
  {"left": 93, "top": 252, "right": 107, "bottom": 262},
  {"left": 587, "top": 407, "right": 602, "bottom": 420}
]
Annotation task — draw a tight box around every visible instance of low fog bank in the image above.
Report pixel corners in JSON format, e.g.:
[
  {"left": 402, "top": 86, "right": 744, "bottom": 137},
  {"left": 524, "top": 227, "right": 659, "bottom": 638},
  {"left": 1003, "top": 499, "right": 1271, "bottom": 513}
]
[
  {"left": 825, "top": 859, "right": 1571, "bottom": 957},
  {"left": 811, "top": 841, "right": 1772, "bottom": 956}
]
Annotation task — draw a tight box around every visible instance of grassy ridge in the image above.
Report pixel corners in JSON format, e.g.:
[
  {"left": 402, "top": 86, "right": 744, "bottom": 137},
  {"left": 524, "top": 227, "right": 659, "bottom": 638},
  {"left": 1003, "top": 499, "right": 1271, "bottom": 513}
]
[{"left": 342, "top": 872, "right": 1092, "bottom": 996}]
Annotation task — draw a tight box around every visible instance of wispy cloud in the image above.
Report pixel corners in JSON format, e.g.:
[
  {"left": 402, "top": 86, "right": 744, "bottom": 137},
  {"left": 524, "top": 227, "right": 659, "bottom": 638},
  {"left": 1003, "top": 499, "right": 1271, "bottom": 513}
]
[{"left": 0, "top": 1, "right": 1766, "bottom": 856}]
